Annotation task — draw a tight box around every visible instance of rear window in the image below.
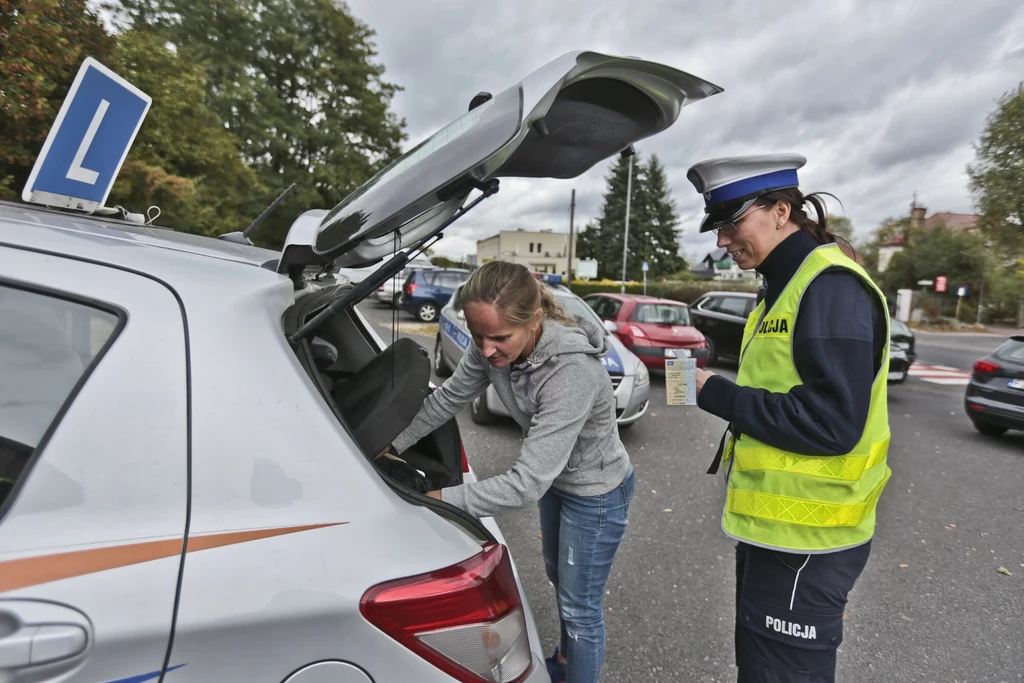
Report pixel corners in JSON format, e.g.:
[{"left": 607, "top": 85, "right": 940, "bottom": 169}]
[
  {"left": 890, "top": 319, "right": 912, "bottom": 336},
  {"left": 0, "top": 285, "right": 119, "bottom": 451},
  {"left": 993, "top": 338, "right": 1024, "bottom": 363},
  {"left": 631, "top": 303, "right": 691, "bottom": 325},
  {"left": 704, "top": 296, "right": 751, "bottom": 317},
  {"left": 558, "top": 295, "right": 605, "bottom": 329}
]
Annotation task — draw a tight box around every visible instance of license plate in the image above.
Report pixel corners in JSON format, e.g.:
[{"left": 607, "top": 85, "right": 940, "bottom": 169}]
[
  {"left": 1009, "top": 379, "right": 1024, "bottom": 390},
  {"left": 888, "top": 371, "right": 905, "bottom": 381},
  {"left": 665, "top": 348, "right": 690, "bottom": 358}
]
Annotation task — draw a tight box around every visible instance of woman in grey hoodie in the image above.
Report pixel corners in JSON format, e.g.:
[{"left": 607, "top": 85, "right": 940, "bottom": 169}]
[{"left": 390, "top": 260, "right": 635, "bottom": 683}]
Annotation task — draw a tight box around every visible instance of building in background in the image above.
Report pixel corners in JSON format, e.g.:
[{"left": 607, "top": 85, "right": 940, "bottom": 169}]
[
  {"left": 878, "top": 199, "right": 979, "bottom": 272},
  {"left": 690, "top": 248, "right": 758, "bottom": 281},
  {"left": 476, "top": 229, "right": 577, "bottom": 276}
]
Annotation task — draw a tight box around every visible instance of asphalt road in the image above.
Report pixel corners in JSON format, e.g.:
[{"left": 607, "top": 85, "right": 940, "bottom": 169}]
[
  {"left": 914, "top": 330, "right": 1010, "bottom": 370},
  {"left": 360, "top": 302, "right": 1024, "bottom": 683}
]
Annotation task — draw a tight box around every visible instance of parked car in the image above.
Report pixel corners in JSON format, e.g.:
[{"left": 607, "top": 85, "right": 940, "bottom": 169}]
[
  {"left": 436, "top": 276, "right": 651, "bottom": 428},
  {"left": 583, "top": 293, "right": 708, "bottom": 370},
  {"left": 401, "top": 268, "right": 471, "bottom": 322},
  {"left": 0, "top": 49, "right": 722, "bottom": 682},
  {"left": 964, "top": 335, "right": 1024, "bottom": 436},
  {"left": 886, "top": 318, "right": 917, "bottom": 383},
  {"left": 376, "top": 259, "right": 436, "bottom": 307},
  {"left": 688, "top": 291, "right": 758, "bottom": 365}
]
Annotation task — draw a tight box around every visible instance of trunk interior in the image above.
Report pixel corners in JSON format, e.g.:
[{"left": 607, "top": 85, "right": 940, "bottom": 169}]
[{"left": 283, "top": 284, "right": 486, "bottom": 534}]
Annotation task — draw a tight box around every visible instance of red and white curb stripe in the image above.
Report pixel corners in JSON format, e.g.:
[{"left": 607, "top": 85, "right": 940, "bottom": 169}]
[{"left": 907, "top": 364, "right": 971, "bottom": 386}]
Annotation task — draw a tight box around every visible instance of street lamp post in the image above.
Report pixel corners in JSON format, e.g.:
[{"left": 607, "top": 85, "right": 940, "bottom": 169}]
[{"left": 619, "top": 150, "right": 635, "bottom": 294}]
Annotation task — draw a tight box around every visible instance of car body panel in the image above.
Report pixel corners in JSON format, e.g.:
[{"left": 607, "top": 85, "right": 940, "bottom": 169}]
[
  {"left": 0, "top": 241, "right": 187, "bottom": 683},
  {"left": 0, "top": 201, "right": 550, "bottom": 682}
]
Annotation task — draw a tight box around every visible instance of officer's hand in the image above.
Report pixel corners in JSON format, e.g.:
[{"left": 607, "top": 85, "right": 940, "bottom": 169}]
[
  {"left": 696, "top": 367, "right": 716, "bottom": 394},
  {"left": 426, "top": 490, "right": 442, "bottom": 500}
]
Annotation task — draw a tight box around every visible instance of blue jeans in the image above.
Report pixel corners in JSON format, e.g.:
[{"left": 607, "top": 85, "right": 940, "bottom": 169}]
[{"left": 539, "top": 465, "right": 635, "bottom": 683}]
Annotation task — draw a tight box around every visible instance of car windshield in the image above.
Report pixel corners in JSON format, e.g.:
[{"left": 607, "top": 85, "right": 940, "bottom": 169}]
[
  {"left": 890, "top": 319, "right": 912, "bottom": 336},
  {"left": 631, "top": 303, "right": 691, "bottom": 326},
  {"left": 557, "top": 294, "right": 606, "bottom": 330},
  {"left": 993, "top": 338, "right": 1024, "bottom": 364}
]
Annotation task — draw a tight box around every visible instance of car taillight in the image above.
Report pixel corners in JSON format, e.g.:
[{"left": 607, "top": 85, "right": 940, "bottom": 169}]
[
  {"left": 460, "top": 440, "right": 470, "bottom": 473},
  {"left": 627, "top": 324, "right": 647, "bottom": 339},
  {"left": 973, "top": 359, "right": 1001, "bottom": 374},
  {"left": 378, "top": 284, "right": 385, "bottom": 291},
  {"left": 405, "top": 283, "right": 418, "bottom": 295},
  {"left": 360, "top": 543, "right": 531, "bottom": 683}
]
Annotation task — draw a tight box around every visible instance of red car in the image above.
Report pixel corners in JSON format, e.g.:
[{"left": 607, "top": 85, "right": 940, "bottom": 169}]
[{"left": 583, "top": 293, "right": 709, "bottom": 369}]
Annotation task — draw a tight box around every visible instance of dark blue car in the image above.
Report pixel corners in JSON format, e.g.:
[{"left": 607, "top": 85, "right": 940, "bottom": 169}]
[{"left": 401, "top": 268, "right": 471, "bottom": 322}]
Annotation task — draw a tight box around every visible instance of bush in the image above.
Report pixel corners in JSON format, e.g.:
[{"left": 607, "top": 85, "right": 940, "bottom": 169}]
[{"left": 568, "top": 279, "right": 759, "bottom": 304}]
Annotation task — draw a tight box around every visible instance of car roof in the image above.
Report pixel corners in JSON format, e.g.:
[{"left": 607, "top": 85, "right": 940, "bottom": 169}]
[
  {"left": 697, "top": 290, "right": 758, "bottom": 299},
  {"left": 0, "top": 200, "right": 285, "bottom": 289},
  {"left": 601, "top": 293, "right": 689, "bottom": 306}
]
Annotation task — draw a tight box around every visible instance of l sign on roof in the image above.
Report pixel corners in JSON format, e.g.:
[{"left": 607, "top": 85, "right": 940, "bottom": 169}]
[{"left": 22, "top": 57, "right": 151, "bottom": 213}]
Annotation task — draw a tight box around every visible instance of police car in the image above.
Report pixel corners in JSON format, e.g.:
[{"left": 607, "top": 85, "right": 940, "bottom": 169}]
[
  {"left": 1, "top": 52, "right": 719, "bottom": 681},
  {"left": 434, "top": 274, "right": 652, "bottom": 428}
]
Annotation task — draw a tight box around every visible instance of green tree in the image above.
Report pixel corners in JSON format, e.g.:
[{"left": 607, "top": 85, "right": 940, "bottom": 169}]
[
  {"left": 635, "top": 155, "right": 686, "bottom": 277},
  {"left": 106, "top": 29, "right": 263, "bottom": 235},
  {"left": 0, "top": 0, "right": 115, "bottom": 198},
  {"left": 967, "top": 83, "right": 1024, "bottom": 257},
  {"left": 108, "top": 0, "right": 407, "bottom": 248},
  {"left": 577, "top": 153, "right": 685, "bottom": 281},
  {"left": 829, "top": 216, "right": 854, "bottom": 244}
]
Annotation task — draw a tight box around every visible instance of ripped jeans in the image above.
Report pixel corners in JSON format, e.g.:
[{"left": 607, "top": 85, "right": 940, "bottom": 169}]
[{"left": 539, "top": 464, "right": 634, "bottom": 683}]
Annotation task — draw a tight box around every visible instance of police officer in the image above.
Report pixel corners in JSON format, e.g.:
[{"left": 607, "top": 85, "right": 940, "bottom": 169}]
[{"left": 686, "top": 154, "right": 892, "bottom": 683}]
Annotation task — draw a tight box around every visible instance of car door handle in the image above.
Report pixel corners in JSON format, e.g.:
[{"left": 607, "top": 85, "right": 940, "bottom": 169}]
[
  {"left": 0, "top": 624, "right": 87, "bottom": 668},
  {"left": 0, "top": 601, "right": 91, "bottom": 672}
]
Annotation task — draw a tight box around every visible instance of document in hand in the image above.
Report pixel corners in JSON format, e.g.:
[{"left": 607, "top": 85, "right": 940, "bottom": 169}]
[{"left": 665, "top": 357, "right": 697, "bottom": 406}]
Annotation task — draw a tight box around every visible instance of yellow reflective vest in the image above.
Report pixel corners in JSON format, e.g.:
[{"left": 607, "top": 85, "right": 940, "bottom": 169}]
[{"left": 721, "top": 244, "right": 892, "bottom": 553}]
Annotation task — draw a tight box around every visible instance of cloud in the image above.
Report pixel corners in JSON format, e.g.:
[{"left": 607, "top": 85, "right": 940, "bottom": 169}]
[{"left": 345, "top": 0, "right": 1024, "bottom": 262}]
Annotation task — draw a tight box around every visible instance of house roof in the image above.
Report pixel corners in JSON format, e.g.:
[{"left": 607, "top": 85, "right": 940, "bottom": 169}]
[{"left": 923, "top": 212, "right": 977, "bottom": 231}]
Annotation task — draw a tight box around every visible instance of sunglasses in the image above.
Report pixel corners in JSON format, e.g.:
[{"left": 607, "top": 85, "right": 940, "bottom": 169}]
[{"left": 713, "top": 204, "right": 768, "bottom": 237}]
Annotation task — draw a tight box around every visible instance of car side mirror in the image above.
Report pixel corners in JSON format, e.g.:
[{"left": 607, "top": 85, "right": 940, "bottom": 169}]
[{"left": 603, "top": 320, "right": 618, "bottom": 334}]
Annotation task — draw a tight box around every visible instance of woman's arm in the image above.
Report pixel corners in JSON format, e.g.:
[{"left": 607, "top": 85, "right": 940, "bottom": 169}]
[
  {"left": 439, "top": 357, "right": 602, "bottom": 517},
  {"left": 697, "top": 271, "right": 885, "bottom": 456},
  {"left": 391, "top": 342, "right": 491, "bottom": 453}
]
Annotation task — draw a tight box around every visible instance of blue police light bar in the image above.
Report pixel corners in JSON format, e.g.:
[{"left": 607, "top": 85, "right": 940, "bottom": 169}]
[
  {"left": 531, "top": 272, "right": 563, "bottom": 285},
  {"left": 22, "top": 57, "right": 151, "bottom": 212}
]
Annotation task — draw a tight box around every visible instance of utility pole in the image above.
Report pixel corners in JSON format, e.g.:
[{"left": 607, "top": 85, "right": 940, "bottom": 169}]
[
  {"left": 976, "top": 278, "right": 985, "bottom": 325},
  {"left": 567, "top": 188, "right": 575, "bottom": 281},
  {"left": 620, "top": 149, "right": 636, "bottom": 294}
]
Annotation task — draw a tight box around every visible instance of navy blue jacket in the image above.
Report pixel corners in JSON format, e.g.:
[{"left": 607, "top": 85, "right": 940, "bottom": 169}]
[{"left": 697, "top": 231, "right": 887, "bottom": 456}]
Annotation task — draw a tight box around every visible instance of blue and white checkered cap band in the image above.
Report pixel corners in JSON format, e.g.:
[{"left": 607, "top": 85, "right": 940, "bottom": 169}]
[{"left": 703, "top": 169, "right": 799, "bottom": 207}]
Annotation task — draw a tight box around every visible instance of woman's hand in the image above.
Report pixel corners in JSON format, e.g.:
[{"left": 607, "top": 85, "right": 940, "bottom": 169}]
[
  {"left": 696, "top": 367, "right": 717, "bottom": 395},
  {"left": 426, "top": 490, "right": 442, "bottom": 500}
]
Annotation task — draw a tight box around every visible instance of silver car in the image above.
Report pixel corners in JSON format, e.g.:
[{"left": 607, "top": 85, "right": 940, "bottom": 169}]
[
  {"left": 435, "top": 278, "right": 651, "bottom": 428},
  {"left": 0, "top": 49, "right": 719, "bottom": 682}
]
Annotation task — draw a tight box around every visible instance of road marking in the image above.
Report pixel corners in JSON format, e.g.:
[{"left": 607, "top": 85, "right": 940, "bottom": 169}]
[{"left": 908, "top": 364, "right": 971, "bottom": 386}]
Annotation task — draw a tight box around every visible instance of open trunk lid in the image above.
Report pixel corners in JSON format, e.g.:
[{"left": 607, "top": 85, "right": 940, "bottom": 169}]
[{"left": 278, "top": 50, "right": 722, "bottom": 274}]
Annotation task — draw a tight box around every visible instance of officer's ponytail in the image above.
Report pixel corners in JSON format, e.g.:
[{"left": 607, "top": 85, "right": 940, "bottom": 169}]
[{"left": 755, "top": 188, "right": 857, "bottom": 259}]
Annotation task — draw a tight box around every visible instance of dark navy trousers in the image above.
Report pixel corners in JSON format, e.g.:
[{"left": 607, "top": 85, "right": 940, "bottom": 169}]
[{"left": 734, "top": 541, "right": 872, "bottom": 682}]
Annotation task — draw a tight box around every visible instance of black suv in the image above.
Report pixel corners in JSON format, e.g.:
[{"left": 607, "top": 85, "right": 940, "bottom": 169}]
[{"left": 689, "top": 291, "right": 758, "bottom": 366}]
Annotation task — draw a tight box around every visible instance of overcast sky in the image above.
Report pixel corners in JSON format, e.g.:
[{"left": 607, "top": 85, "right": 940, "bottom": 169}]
[{"left": 343, "top": 0, "right": 1024, "bottom": 264}]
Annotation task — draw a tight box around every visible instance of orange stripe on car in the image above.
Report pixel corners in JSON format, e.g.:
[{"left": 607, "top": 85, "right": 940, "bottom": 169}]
[{"left": 0, "top": 523, "right": 346, "bottom": 593}]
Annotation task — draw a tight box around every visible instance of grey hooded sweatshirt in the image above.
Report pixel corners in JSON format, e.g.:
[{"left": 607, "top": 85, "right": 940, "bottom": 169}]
[{"left": 392, "top": 315, "right": 632, "bottom": 518}]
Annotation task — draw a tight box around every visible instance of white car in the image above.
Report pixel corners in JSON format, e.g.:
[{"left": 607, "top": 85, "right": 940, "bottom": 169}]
[
  {"left": 0, "top": 49, "right": 720, "bottom": 682},
  {"left": 434, "top": 276, "right": 652, "bottom": 428}
]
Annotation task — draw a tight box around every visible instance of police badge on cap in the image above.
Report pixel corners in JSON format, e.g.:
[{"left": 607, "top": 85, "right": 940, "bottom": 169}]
[{"left": 686, "top": 154, "right": 807, "bottom": 233}]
